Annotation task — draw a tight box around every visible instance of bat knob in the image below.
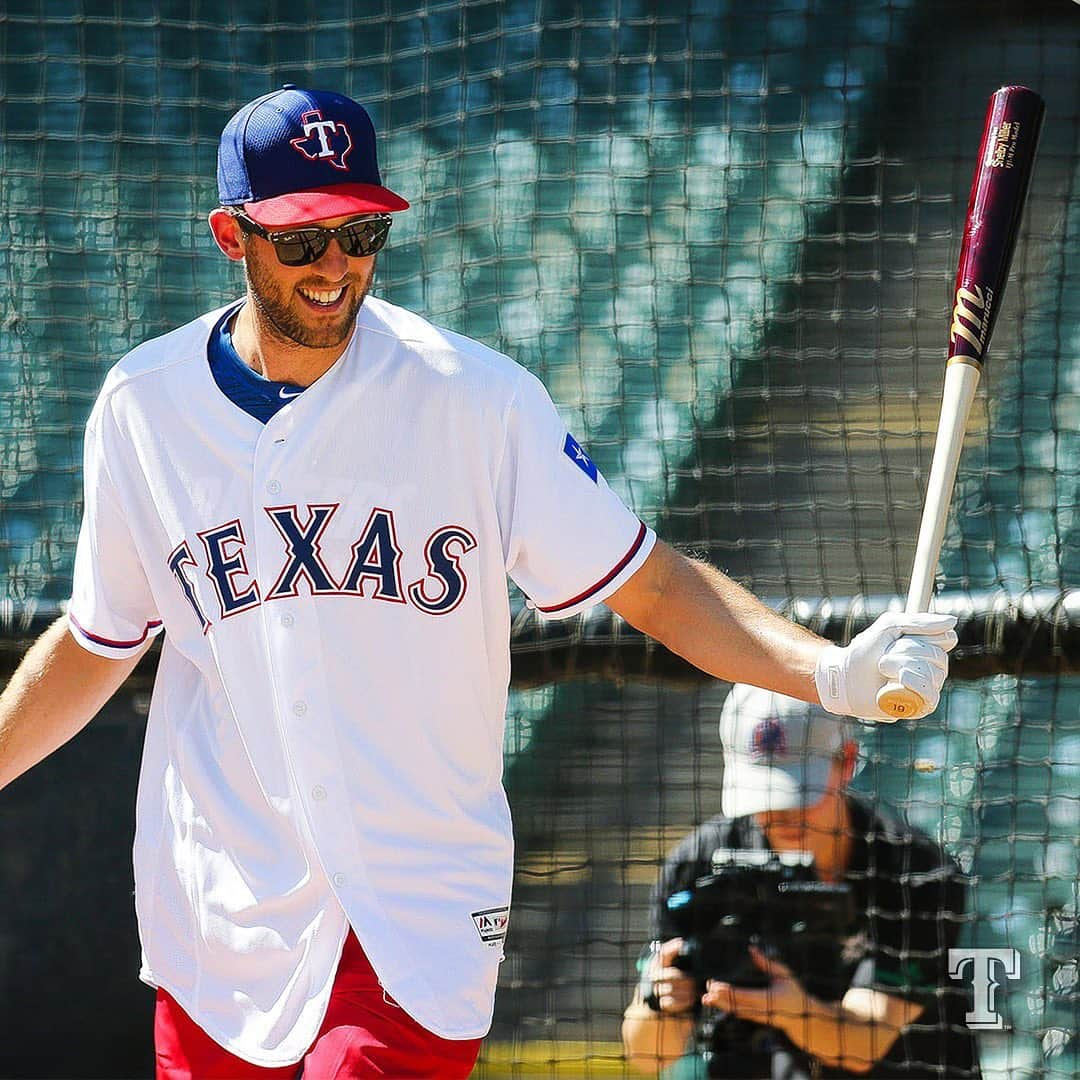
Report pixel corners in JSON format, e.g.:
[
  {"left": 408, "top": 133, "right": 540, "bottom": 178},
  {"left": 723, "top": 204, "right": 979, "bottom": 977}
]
[{"left": 875, "top": 682, "right": 926, "bottom": 721}]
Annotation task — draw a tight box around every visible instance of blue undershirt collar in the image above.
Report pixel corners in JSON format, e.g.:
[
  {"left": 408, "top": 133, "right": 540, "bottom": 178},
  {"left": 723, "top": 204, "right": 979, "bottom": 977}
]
[{"left": 207, "top": 302, "right": 306, "bottom": 425}]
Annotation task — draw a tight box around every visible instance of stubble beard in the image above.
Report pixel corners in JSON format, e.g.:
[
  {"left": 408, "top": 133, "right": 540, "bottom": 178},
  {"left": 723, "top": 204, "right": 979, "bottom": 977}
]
[{"left": 244, "top": 253, "right": 375, "bottom": 351}]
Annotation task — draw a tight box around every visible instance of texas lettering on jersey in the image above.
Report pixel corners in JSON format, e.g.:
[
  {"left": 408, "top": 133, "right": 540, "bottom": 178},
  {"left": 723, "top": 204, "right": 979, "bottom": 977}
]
[{"left": 168, "top": 503, "right": 477, "bottom": 631}]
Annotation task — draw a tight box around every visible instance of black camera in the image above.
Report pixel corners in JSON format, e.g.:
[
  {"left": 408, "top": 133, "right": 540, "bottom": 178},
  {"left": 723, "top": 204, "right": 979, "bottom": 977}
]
[{"left": 656, "top": 848, "right": 856, "bottom": 994}]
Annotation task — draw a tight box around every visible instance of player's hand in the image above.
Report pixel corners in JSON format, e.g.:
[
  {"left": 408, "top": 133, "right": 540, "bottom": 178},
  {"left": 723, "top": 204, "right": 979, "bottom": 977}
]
[
  {"left": 813, "top": 611, "right": 958, "bottom": 722},
  {"left": 703, "top": 946, "right": 809, "bottom": 1032},
  {"left": 647, "top": 938, "right": 698, "bottom": 1014}
]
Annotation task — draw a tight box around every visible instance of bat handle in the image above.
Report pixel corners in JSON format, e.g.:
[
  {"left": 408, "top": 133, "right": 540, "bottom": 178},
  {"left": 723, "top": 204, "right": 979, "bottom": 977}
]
[{"left": 876, "top": 359, "right": 982, "bottom": 720}]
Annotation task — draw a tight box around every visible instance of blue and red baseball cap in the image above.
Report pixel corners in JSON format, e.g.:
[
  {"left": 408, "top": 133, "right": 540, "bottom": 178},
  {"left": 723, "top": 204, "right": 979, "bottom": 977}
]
[{"left": 217, "top": 85, "right": 409, "bottom": 228}]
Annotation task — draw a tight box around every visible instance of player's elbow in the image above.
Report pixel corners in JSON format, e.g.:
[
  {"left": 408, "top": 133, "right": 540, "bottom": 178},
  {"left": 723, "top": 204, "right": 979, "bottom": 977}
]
[
  {"left": 622, "top": 1044, "right": 663, "bottom": 1077},
  {"left": 832, "top": 988, "right": 922, "bottom": 1072},
  {"left": 606, "top": 540, "right": 681, "bottom": 637},
  {"left": 839, "top": 1042, "right": 901, "bottom": 1075},
  {"left": 837, "top": 1049, "right": 880, "bottom": 1075},
  {"left": 620, "top": 1002, "right": 690, "bottom": 1076},
  {"left": 829, "top": 1019, "right": 908, "bottom": 1074},
  {"left": 622, "top": 1039, "right": 667, "bottom": 1077}
]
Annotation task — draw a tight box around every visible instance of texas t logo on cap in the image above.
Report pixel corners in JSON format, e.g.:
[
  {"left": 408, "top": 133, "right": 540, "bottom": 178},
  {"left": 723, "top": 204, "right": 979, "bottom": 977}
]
[
  {"left": 217, "top": 85, "right": 409, "bottom": 227},
  {"left": 290, "top": 110, "right": 354, "bottom": 171}
]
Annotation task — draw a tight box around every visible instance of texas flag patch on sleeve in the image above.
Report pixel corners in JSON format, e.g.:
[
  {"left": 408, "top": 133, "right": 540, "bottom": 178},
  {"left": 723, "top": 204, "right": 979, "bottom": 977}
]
[{"left": 563, "top": 432, "right": 598, "bottom": 483}]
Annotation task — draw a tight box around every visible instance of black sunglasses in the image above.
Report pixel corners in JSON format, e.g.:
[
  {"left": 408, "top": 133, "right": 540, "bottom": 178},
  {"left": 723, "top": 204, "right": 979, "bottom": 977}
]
[{"left": 231, "top": 211, "right": 393, "bottom": 266}]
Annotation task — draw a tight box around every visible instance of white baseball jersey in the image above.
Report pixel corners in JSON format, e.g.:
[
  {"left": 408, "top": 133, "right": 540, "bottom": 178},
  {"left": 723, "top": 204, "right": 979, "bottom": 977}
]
[{"left": 68, "top": 295, "right": 655, "bottom": 1066}]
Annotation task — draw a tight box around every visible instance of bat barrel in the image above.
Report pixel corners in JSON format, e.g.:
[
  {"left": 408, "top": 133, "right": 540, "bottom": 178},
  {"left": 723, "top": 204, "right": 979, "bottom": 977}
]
[{"left": 950, "top": 86, "right": 1045, "bottom": 369}]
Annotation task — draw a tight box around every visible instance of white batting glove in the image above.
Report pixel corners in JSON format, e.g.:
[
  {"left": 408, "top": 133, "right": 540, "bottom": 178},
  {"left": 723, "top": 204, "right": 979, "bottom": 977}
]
[{"left": 814, "top": 612, "right": 958, "bottom": 722}]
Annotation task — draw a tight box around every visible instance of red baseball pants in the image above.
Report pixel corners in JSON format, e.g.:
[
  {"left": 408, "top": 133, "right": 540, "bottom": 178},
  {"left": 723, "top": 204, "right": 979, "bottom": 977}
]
[{"left": 154, "top": 930, "right": 482, "bottom": 1078}]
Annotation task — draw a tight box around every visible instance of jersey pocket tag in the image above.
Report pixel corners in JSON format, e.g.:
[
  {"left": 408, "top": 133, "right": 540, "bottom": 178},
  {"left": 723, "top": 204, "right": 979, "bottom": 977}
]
[{"left": 472, "top": 906, "right": 510, "bottom": 946}]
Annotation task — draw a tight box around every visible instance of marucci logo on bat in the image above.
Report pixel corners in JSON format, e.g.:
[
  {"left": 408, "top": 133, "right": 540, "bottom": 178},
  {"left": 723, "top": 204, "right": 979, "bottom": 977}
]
[{"left": 950, "top": 284, "right": 994, "bottom": 357}]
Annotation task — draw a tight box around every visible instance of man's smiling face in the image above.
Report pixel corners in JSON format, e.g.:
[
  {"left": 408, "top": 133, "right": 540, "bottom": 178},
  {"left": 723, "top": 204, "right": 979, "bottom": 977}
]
[{"left": 240, "top": 214, "right": 378, "bottom": 351}]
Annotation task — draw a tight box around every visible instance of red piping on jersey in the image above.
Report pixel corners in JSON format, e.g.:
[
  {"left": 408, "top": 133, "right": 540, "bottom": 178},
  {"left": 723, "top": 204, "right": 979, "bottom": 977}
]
[
  {"left": 69, "top": 612, "right": 163, "bottom": 649},
  {"left": 536, "top": 522, "right": 648, "bottom": 614}
]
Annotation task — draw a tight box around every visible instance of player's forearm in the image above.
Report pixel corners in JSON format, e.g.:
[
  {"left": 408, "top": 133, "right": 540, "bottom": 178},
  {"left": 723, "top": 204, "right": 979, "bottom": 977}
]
[
  {"left": 0, "top": 616, "right": 145, "bottom": 790},
  {"left": 772, "top": 993, "right": 905, "bottom": 1074},
  {"left": 621, "top": 997, "right": 695, "bottom": 1075},
  {"left": 608, "top": 541, "right": 825, "bottom": 703}
]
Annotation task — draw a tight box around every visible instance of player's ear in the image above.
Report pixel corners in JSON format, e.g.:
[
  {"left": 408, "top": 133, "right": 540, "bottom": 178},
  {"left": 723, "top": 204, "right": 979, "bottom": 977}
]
[{"left": 208, "top": 208, "right": 246, "bottom": 262}]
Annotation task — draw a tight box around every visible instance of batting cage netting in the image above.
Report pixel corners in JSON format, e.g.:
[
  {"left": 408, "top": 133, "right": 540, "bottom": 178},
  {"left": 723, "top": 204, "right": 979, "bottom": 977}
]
[{"left": 0, "top": 1, "right": 1077, "bottom": 1077}]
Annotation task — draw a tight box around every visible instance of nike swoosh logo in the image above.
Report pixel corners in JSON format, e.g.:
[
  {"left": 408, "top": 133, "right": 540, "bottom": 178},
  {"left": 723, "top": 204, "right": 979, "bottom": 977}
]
[{"left": 278, "top": 387, "right": 303, "bottom": 399}]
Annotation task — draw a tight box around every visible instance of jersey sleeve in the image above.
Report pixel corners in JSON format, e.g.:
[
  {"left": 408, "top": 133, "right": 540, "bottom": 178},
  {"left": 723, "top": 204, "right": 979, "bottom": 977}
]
[
  {"left": 67, "top": 397, "right": 162, "bottom": 660},
  {"left": 498, "top": 369, "right": 655, "bottom": 619}
]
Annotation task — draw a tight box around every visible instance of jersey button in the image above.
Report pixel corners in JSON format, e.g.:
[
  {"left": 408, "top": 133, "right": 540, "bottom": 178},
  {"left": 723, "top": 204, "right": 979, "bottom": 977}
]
[
  {"left": 266, "top": 480, "right": 281, "bottom": 495},
  {"left": 332, "top": 873, "right": 347, "bottom": 888},
  {"left": 292, "top": 700, "right": 307, "bottom": 717},
  {"left": 280, "top": 612, "right": 295, "bottom": 628},
  {"left": 311, "top": 785, "right": 327, "bottom": 801}
]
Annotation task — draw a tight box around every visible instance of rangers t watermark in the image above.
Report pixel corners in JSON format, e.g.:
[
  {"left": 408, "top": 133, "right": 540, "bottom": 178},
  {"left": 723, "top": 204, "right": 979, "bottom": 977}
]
[{"left": 947, "top": 948, "right": 1021, "bottom": 1029}]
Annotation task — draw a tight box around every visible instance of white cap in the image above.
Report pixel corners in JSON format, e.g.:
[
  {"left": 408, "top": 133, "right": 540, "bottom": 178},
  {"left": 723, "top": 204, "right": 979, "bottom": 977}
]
[{"left": 720, "top": 684, "right": 847, "bottom": 818}]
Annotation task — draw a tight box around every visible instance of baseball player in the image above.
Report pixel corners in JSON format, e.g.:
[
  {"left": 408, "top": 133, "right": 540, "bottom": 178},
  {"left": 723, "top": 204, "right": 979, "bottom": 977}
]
[{"left": 0, "top": 86, "right": 957, "bottom": 1079}]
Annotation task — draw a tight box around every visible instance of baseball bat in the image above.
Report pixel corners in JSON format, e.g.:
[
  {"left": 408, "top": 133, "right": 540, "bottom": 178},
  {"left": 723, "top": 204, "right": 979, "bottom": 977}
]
[{"left": 876, "top": 85, "right": 1045, "bottom": 719}]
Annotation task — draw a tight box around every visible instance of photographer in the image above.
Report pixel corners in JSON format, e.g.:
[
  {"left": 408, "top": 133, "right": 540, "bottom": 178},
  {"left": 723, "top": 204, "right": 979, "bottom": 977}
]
[{"left": 622, "top": 685, "right": 978, "bottom": 1078}]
